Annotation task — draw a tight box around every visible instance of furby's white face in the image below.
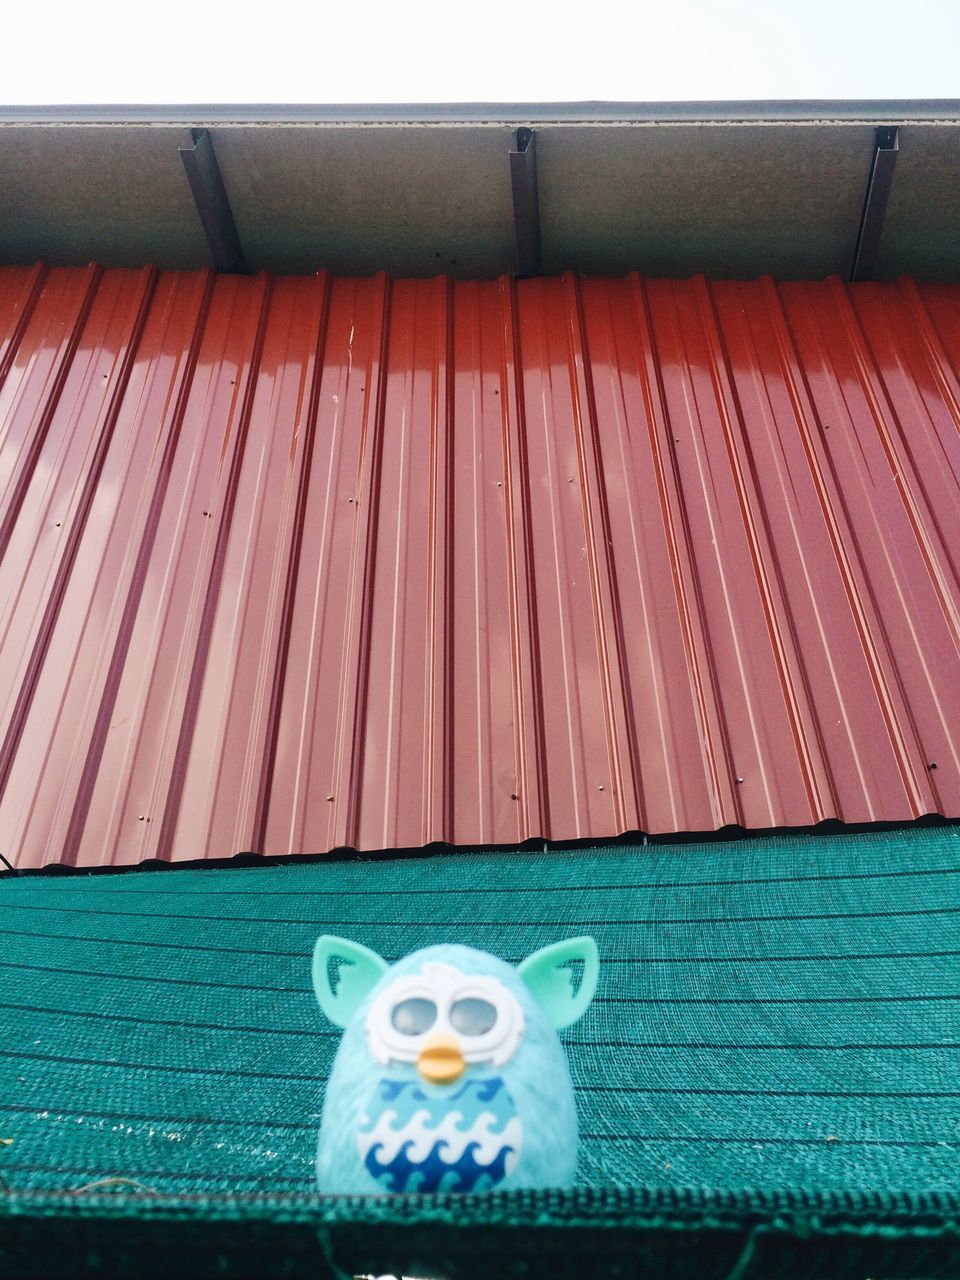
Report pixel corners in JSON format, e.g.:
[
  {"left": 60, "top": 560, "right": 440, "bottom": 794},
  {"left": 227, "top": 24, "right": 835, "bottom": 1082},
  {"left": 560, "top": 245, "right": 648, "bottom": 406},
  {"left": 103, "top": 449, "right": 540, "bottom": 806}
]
[{"left": 365, "top": 961, "right": 525, "bottom": 1080}]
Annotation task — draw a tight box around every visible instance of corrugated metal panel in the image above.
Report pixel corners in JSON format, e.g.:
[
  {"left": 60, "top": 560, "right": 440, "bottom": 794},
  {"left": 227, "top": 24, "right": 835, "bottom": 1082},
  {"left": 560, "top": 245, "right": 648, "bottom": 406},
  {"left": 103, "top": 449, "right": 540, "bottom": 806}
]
[{"left": 1, "top": 267, "right": 959, "bottom": 868}]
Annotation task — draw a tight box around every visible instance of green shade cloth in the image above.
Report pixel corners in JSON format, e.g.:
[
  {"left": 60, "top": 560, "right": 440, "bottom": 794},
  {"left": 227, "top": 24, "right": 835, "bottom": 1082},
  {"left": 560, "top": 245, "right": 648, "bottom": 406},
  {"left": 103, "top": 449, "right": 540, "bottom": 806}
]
[{"left": 2, "top": 827, "right": 960, "bottom": 1277}]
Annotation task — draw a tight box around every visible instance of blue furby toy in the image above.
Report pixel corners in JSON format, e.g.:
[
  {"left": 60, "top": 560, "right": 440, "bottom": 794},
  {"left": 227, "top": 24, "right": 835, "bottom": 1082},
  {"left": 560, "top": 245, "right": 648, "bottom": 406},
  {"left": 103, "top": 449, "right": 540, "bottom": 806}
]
[{"left": 312, "top": 936, "right": 599, "bottom": 1194}]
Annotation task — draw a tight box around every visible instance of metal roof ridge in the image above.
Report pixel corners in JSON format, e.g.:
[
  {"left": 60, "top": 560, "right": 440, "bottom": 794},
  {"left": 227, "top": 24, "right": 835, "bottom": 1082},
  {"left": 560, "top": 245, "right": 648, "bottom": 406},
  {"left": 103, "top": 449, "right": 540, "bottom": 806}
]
[{"left": 2, "top": 99, "right": 960, "bottom": 126}]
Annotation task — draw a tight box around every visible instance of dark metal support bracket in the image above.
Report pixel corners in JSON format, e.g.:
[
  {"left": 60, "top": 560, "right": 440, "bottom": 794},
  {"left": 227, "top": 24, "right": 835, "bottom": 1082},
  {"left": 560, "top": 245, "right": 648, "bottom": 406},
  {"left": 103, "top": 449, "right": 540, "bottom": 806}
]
[
  {"left": 850, "top": 125, "right": 900, "bottom": 282},
  {"left": 179, "top": 128, "right": 248, "bottom": 274},
  {"left": 510, "top": 128, "right": 542, "bottom": 277}
]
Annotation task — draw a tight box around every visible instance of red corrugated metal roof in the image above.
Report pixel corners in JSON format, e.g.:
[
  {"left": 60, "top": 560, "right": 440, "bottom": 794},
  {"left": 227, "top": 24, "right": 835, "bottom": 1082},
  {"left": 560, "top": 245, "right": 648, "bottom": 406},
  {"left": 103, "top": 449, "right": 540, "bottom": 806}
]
[{"left": 1, "top": 266, "right": 959, "bottom": 868}]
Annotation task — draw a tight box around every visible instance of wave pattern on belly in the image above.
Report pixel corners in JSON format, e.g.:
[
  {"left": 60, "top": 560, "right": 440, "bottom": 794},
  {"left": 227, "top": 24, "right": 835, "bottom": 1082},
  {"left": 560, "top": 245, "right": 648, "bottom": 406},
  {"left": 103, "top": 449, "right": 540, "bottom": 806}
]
[{"left": 358, "top": 1075, "right": 522, "bottom": 1192}]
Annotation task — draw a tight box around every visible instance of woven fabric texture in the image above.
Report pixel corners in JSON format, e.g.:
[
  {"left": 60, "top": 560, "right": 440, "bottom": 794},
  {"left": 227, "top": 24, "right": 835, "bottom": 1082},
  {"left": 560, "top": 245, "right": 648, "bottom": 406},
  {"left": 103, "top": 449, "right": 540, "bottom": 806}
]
[{"left": 2, "top": 827, "right": 960, "bottom": 1276}]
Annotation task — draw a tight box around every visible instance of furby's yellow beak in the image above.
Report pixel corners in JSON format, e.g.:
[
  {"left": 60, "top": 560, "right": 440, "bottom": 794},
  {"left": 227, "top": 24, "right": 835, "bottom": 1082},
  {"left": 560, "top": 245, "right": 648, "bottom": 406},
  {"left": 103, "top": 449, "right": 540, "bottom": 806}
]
[{"left": 416, "top": 1034, "right": 466, "bottom": 1085}]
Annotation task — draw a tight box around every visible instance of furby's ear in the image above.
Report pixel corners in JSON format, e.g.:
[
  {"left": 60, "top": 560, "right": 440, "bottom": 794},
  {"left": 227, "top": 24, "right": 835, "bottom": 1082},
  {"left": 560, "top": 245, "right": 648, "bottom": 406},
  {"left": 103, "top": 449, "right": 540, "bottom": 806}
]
[
  {"left": 312, "top": 936, "right": 389, "bottom": 1028},
  {"left": 517, "top": 936, "right": 599, "bottom": 1029}
]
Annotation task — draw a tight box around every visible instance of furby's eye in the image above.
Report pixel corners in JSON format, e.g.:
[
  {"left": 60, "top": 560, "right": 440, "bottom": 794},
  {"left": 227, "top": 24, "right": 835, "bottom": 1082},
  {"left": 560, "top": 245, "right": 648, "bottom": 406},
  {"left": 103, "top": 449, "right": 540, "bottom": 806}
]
[
  {"left": 390, "top": 997, "right": 437, "bottom": 1035},
  {"left": 450, "top": 997, "right": 498, "bottom": 1036}
]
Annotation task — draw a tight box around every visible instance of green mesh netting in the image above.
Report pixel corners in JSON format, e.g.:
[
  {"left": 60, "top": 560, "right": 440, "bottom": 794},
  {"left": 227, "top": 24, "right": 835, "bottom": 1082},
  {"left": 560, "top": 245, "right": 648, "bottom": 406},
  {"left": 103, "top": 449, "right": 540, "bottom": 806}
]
[{"left": 2, "top": 828, "right": 960, "bottom": 1278}]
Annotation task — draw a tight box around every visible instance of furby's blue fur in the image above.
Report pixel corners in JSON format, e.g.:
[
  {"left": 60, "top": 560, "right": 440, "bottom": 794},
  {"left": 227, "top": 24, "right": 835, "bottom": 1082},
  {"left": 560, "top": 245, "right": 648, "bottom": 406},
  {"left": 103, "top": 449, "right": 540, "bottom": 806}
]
[{"left": 314, "top": 942, "right": 591, "bottom": 1194}]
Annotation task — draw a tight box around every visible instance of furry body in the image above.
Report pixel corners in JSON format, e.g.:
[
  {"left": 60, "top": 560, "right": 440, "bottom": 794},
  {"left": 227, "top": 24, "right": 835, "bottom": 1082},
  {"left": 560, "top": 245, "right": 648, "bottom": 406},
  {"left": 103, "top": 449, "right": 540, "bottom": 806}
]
[{"left": 315, "top": 944, "right": 579, "bottom": 1194}]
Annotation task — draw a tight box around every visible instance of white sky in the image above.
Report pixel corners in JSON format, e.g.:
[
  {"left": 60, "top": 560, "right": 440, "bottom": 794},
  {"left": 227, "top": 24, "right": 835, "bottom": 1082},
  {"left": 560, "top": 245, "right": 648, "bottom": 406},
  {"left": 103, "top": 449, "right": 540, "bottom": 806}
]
[{"left": 5, "top": 0, "right": 959, "bottom": 104}]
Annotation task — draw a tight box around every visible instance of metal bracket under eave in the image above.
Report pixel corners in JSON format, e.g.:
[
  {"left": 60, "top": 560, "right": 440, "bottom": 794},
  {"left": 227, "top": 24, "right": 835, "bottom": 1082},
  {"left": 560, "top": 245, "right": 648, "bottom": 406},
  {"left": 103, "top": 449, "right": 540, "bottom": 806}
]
[
  {"left": 179, "top": 128, "right": 248, "bottom": 274},
  {"left": 850, "top": 125, "right": 900, "bottom": 282},
  {"left": 510, "top": 127, "right": 542, "bottom": 277}
]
